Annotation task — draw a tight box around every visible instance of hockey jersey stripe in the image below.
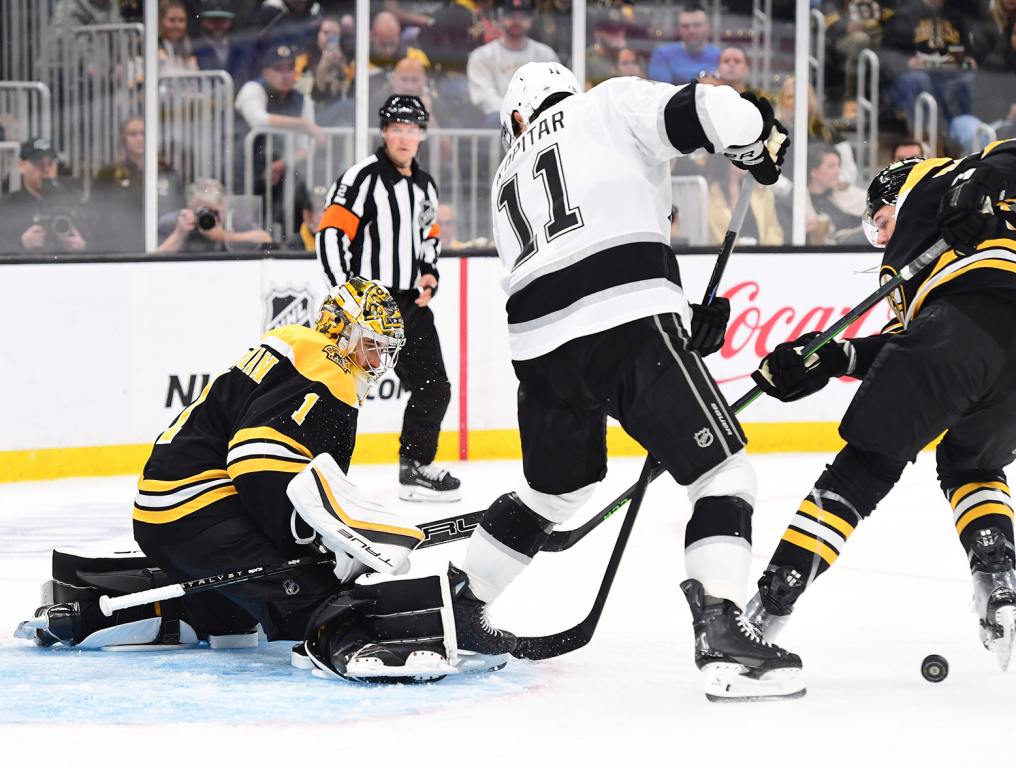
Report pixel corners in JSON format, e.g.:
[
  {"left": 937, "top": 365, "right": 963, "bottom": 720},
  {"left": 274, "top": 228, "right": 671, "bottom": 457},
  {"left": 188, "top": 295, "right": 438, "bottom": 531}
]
[
  {"left": 904, "top": 246, "right": 1016, "bottom": 327},
  {"left": 135, "top": 478, "right": 233, "bottom": 508},
  {"left": 227, "top": 457, "right": 309, "bottom": 479},
  {"left": 226, "top": 441, "right": 311, "bottom": 465},
  {"left": 228, "top": 426, "right": 313, "bottom": 459},
  {"left": 133, "top": 484, "right": 238, "bottom": 524},
  {"left": 137, "top": 468, "right": 231, "bottom": 494}
]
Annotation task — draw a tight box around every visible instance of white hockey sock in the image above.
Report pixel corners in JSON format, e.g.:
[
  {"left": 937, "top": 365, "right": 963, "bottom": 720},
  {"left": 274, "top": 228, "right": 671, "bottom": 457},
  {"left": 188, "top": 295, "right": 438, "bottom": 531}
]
[
  {"left": 458, "top": 526, "right": 531, "bottom": 604},
  {"left": 685, "top": 536, "right": 752, "bottom": 608}
]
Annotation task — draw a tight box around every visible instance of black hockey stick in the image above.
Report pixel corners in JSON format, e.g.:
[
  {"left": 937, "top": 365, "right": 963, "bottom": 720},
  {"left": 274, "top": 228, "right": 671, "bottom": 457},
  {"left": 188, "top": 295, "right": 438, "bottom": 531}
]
[
  {"left": 729, "top": 237, "right": 949, "bottom": 413},
  {"left": 511, "top": 177, "right": 757, "bottom": 660}
]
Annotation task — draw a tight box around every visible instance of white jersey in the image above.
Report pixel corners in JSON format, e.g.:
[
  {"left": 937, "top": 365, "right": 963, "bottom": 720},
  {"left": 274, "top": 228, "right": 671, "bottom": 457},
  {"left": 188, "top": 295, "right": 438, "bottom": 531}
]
[{"left": 490, "top": 76, "right": 761, "bottom": 360}]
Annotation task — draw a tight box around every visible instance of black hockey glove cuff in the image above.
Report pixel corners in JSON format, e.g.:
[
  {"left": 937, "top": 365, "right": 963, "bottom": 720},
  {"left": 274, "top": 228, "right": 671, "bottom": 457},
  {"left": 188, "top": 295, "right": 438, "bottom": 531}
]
[
  {"left": 688, "top": 297, "right": 730, "bottom": 357},
  {"left": 938, "top": 162, "right": 1009, "bottom": 255},
  {"left": 752, "top": 331, "right": 854, "bottom": 402},
  {"left": 722, "top": 93, "right": 790, "bottom": 186}
]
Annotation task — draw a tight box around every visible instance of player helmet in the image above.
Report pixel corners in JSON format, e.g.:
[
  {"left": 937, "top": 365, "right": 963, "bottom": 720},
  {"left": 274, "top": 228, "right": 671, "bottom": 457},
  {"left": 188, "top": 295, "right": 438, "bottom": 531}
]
[
  {"left": 315, "top": 277, "right": 405, "bottom": 382},
  {"left": 499, "top": 62, "right": 579, "bottom": 151},
  {"left": 378, "top": 94, "right": 429, "bottom": 130},
  {"left": 862, "top": 157, "right": 923, "bottom": 247}
]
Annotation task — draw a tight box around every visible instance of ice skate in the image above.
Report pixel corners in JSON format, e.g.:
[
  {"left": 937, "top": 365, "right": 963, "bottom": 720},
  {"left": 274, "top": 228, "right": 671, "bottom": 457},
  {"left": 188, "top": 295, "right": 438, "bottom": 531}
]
[
  {"left": 681, "top": 579, "right": 806, "bottom": 702},
  {"left": 744, "top": 566, "right": 807, "bottom": 643},
  {"left": 970, "top": 527, "right": 1016, "bottom": 671},
  {"left": 399, "top": 459, "right": 462, "bottom": 502},
  {"left": 447, "top": 564, "right": 515, "bottom": 673}
]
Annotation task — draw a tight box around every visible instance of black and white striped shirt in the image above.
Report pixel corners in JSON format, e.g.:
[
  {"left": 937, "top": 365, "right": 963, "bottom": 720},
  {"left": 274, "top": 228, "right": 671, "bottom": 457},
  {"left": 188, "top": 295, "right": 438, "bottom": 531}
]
[{"left": 316, "top": 148, "right": 441, "bottom": 290}]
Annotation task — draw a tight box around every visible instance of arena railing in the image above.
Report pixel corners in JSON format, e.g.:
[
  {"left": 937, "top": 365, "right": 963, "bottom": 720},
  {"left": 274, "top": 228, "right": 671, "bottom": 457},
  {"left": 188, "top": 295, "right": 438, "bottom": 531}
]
[
  {"left": 159, "top": 70, "right": 235, "bottom": 197},
  {"left": 0, "top": 140, "right": 20, "bottom": 195},
  {"left": 750, "top": 0, "right": 773, "bottom": 93},
  {"left": 914, "top": 91, "right": 939, "bottom": 157},
  {"left": 0, "top": 81, "right": 52, "bottom": 144},
  {"left": 808, "top": 8, "right": 826, "bottom": 117},
  {"left": 972, "top": 122, "right": 998, "bottom": 153},
  {"left": 671, "top": 176, "right": 709, "bottom": 246},
  {"left": 855, "top": 48, "right": 880, "bottom": 185},
  {"left": 0, "top": 0, "right": 49, "bottom": 82}
]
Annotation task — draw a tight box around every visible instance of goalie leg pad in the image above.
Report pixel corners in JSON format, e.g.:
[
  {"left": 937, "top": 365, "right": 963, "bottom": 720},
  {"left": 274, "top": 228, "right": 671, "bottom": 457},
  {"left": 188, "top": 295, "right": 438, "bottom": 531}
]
[
  {"left": 304, "top": 571, "right": 475, "bottom": 683},
  {"left": 288, "top": 453, "right": 424, "bottom": 576}
]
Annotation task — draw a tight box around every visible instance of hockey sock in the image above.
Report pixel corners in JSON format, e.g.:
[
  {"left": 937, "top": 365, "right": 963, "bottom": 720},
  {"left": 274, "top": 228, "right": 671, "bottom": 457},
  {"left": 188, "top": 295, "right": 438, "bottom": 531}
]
[
  {"left": 459, "top": 493, "right": 553, "bottom": 604},
  {"left": 760, "top": 445, "right": 905, "bottom": 612},
  {"left": 684, "top": 496, "right": 753, "bottom": 607},
  {"left": 941, "top": 472, "right": 1016, "bottom": 571}
]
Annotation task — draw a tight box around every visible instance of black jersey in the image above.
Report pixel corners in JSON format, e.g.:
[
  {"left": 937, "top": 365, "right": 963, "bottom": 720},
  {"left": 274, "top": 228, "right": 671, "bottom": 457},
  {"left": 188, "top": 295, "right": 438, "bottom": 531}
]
[
  {"left": 133, "top": 325, "right": 361, "bottom": 545},
  {"left": 880, "top": 139, "right": 1016, "bottom": 330}
]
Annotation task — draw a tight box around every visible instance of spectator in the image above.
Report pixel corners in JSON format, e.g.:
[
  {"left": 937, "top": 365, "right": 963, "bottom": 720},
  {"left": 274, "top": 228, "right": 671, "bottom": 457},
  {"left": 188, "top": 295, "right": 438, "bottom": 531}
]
[
  {"left": 92, "top": 116, "right": 187, "bottom": 251},
  {"left": 248, "top": 0, "right": 320, "bottom": 58},
  {"left": 881, "top": 0, "right": 980, "bottom": 151},
  {"left": 805, "top": 143, "right": 866, "bottom": 246},
  {"left": 532, "top": 0, "right": 573, "bottom": 65},
  {"left": 710, "top": 45, "right": 751, "bottom": 94},
  {"left": 158, "top": 177, "right": 273, "bottom": 252},
  {"left": 992, "top": 0, "right": 1016, "bottom": 33},
  {"left": 892, "top": 137, "right": 926, "bottom": 160},
  {"left": 436, "top": 202, "right": 491, "bottom": 249},
  {"left": 647, "top": 3, "right": 721, "bottom": 85},
  {"left": 705, "top": 155, "right": 783, "bottom": 246},
  {"left": 283, "top": 185, "right": 328, "bottom": 251},
  {"left": 381, "top": 0, "right": 435, "bottom": 31},
  {"left": 46, "top": 0, "right": 119, "bottom": 77},
  {"left": 191, "top": 0, "right": 255, "bottom": 87},
  {"left": 0, "top": 139, "right": 90, "bottom": 254},
  {"left": 159, "top": 0, "right": 199, "bottom": 74},
  {"left": 776, "top": 76, "right": 858, "bottom": 186},
  {"left": 234, "top": 44, "right": 321, "bottom": 233},
  {"left": 822, "top": 0, "right": 891, "bottom": 115},
  {"left": 298, "top": 15, "right": 353, "bottom": 124},
  {"left": 615, "top": 47, "right": 644, "bottom": 78},
  {"left": 370, "top": 11, "right": 407, "bottom": 77},
  {"left": 416, "top": 0, "right": 499, "bottom": 77},
  {"left": 467, "top": 0, "right": 559, "bottom": 124},
  {"left": 586, "top": 8, "right": 628, "bottom": 87},
  {"left": 371, "top": 58, "right": 443, "bottom": 130}
]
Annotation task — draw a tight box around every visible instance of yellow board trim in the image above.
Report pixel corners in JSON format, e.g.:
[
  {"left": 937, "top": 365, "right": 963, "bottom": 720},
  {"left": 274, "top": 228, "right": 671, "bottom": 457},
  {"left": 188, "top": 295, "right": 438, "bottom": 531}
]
[
  {"left": 782, "top": 528, "right": 838, "bottom": 566},
  {"left": 314, "top": 468, "right": 424, "bottom": 541},
  {"left": 798, "top": 499, "right": 855, "bottom": 537},
  {"left": 133, "top": 484, "right": 238, "bottom": 524},
  {"left": 227, "top": 457, "right": 309, "bottom": 478},
  {"left": 955, "top": 503, "right": 1015, "bottom": 535},
  {"left": 950, "top": 481, "right": 1010, "bottom": 508},
  {"left": 228, "top": 427, "right": 314, "bottom": 459},
  {"left": 138, "top": 468, "right": 230, "bottom": 493}
]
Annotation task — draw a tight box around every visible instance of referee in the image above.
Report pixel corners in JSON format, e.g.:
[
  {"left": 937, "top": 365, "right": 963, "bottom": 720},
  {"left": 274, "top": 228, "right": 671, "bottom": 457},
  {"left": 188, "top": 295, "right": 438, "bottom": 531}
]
[{"left": 316, "top": 94, "right": 461, "bottom": 502}]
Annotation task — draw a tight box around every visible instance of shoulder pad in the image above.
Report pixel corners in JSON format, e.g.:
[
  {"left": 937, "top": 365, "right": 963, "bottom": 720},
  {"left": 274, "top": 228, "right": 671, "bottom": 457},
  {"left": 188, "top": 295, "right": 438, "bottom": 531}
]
[{"left": 262, "top": 325, "right": 359, "bottom": 408}]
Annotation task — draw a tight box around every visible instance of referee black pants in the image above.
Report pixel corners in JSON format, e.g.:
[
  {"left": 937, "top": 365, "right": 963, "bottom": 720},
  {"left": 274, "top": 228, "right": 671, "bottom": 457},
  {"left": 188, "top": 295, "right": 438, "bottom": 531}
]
[{"left": 393, "top": 290, "right": 451, "bottom": 464}]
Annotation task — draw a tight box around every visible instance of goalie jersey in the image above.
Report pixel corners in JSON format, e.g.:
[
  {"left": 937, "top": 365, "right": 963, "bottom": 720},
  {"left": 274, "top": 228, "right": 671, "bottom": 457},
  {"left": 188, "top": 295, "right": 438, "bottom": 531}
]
[
  {"left": 133, "top": 325, "right": 360, "bottom": 546},
  {"left": 882, "top": 139, "right": 1016, "bottom": 332},
  {"left": 490, "top": 76, "right": 764, "bottom": 360}
]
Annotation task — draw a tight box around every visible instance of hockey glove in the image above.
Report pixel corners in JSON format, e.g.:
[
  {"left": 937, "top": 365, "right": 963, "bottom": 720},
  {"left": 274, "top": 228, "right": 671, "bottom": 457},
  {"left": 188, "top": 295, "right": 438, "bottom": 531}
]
[
  {"left": 688, "top": 297, "right": 730, "bottom": 357},
  {"left": 721, "top": 93, "right": 790, "bottom": 186},
  {"left": 752, "top": 331, "right": 855, "bottom": 403},
  {"left": 938, "top": 162, "right": 1009, "bottom": 255}
]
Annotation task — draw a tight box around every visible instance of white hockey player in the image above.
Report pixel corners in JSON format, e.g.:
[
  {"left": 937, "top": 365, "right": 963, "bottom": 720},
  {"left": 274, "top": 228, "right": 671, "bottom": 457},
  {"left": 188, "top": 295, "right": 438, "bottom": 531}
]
[{"left": 445, "top": 63, "right": 804, "bottom": 700}]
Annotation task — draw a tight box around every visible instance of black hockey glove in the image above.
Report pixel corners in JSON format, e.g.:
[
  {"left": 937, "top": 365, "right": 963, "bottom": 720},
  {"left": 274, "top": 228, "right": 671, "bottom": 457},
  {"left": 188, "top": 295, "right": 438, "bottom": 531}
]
[
  {"left": 938, "top": 162, "right": 1009, "bottom": 255},
  {"left": 751, "top": 332, "right": 855, "bottom": 403},
  {"left": 721, "top": 93, "right": 790, "bottom": 186},
  {"left": 688, "top": 297, "right": 730, "bottom": 356}
]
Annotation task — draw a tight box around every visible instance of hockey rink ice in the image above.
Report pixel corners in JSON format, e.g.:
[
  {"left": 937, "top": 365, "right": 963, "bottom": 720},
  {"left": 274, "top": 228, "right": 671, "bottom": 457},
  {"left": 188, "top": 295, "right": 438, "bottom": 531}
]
[{"left": 2, "top": 453, "right": 1014, "bottom": 766}]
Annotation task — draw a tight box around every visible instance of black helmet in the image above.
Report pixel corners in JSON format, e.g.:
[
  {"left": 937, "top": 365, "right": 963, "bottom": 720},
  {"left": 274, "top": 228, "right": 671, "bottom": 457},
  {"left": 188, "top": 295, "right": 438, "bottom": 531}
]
[
  {"left": 864, "top": 157, "right": 924, "bottom": 220},
  {"left": 378, "top": 94, "right": 429, "bottom": 129}
]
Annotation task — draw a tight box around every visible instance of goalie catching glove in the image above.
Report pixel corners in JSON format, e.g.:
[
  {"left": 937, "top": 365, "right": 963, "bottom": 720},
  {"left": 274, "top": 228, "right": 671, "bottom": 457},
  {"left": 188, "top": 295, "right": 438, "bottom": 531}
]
[
  {"left": 287, "top": 453, "right": 424, "bottom": 580},
  {"left": 752, "top": 331, "right": 856, "bottom": 402},
  {"left": 721, "top": 93, "right": 790, "bottom": 186}
]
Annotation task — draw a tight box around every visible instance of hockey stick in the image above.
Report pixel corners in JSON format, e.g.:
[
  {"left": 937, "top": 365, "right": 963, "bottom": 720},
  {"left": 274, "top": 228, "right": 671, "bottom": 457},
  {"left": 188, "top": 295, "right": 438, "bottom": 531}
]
[
  {"left": 729, "top": 237, "right": 949, "bottom": 413},
  {"left": 511, "top": 177, "right": 757, "bottom": 660}
]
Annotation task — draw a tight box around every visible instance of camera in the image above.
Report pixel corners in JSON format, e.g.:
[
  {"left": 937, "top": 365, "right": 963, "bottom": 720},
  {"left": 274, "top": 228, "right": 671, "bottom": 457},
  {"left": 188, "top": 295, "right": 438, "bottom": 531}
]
[
  {"left": 32, "top": 209, "right": 77, "bottom": 239},
  {"left": 195, "top": 207, "right": 219, "bottom": 230}
]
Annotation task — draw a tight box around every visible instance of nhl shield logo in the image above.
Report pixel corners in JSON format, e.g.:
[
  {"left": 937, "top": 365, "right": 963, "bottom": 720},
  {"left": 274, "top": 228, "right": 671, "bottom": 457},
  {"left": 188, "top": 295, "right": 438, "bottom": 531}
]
[
  {"left": 418, "top": 199, "right": 436, "bottom": 230},
  {"left": 282, "top": 578, "right": 300, "bottom": 596},
  {"left": 693, "top": 428, "right": 714, "bottom": 448},
  {"left": 263, "top": 285, "right": 316, "bottom": 331}
]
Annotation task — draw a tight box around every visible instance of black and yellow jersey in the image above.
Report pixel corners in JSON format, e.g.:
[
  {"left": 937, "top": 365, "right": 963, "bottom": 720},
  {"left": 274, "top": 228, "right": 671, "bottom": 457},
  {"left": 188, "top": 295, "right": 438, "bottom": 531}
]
[
  {"left": 881, "top": 139, "right": 1016, "bottom": 330},
  {"left": 133, "top": 325, "right": 361, "bottom": 545}
]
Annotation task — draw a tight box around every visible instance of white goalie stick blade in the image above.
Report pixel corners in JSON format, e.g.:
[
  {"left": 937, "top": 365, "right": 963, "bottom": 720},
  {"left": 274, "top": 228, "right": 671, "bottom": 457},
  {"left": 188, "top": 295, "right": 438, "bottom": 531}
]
[
  {"left": 991, "top": 605, "right": 1016, "bottom": 672},
  {"left": 700, "top": 662, "right": 807, "bottom": 703}
]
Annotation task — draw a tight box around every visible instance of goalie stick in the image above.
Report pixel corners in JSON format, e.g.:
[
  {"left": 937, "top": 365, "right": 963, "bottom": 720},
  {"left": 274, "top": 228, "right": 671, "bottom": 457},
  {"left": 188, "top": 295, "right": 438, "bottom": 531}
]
[{"left": 511, "top": 236, "right": 951, "bottom": 660}]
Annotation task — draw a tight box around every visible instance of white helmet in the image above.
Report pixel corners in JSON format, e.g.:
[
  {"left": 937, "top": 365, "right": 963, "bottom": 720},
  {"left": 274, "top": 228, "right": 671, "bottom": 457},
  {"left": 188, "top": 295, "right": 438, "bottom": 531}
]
[{"left": 500, "top": 62, "right": 580, "bottom": 150}]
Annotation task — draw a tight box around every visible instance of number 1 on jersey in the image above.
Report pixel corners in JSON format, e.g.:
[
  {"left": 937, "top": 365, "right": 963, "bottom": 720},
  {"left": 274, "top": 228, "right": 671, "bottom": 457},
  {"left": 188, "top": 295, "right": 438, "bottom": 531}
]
[
  {"left": 291, "top": 393, "right": 319, "bottom": 425},
  {"left": 497, "top": 144, "right": 584, "bottom": 270}
]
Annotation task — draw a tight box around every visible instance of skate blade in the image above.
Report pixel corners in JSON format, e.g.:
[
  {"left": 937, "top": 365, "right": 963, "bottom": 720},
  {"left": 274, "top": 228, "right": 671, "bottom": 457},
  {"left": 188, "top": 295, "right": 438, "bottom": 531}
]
[
  {"left": 398, "top": 486, "right": 463, "bottom": 503},
  {"left": 346, "top": 650, "right": 457, "bottom": 682},
  {"left": 454, "top": 650, "right": 509, "bottom": 674},
  {"left": 701, "top": 662, "right": 807, "bottom": 702},
  {"left": 14, "top": 618, "right": 46, "bottom": 640},
  {"left": 990, "top": 606, "right": 1016, "bottom": 672}
]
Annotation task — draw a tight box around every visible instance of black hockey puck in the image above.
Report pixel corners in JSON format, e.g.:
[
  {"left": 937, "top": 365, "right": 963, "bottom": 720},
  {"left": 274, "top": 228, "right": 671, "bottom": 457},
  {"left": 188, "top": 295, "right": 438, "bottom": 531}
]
[{"left": 921, "top": 654, "right": 948, "bottom": 683}]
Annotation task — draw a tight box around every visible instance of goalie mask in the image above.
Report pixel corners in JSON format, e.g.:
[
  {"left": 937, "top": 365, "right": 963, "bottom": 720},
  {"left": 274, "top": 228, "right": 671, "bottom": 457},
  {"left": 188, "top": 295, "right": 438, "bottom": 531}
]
[
  {"left": 499, "top": 62, "right": 579, "bottom": 151},
  {"left": 862, "top": 157, "right": 923, "bottom": 247},
  {"left": 315, "top": 277, "right": 405, "bottom": 384}
]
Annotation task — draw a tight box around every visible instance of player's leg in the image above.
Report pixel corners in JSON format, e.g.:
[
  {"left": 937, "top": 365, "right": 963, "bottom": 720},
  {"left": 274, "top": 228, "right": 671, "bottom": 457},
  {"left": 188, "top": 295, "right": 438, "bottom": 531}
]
[
  {"left": 749, "top": 297, "right": 1009, "bottom": 640},
  {"left": 391, "top": 293, "right": 458, "bottom": 501},
  {"left": 604, "top": 313, "right": 802, "bottom": 698},
  {"left": 452, "top": 347, "right": 606, "bottom": 656}
]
